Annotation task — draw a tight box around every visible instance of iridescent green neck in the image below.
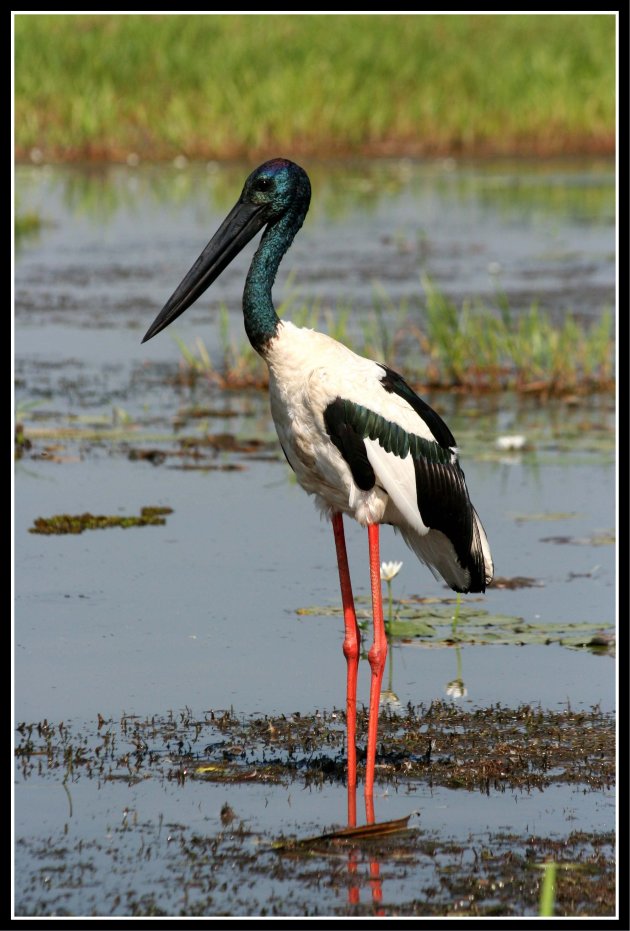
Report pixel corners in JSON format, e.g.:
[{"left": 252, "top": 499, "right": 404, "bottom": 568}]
[{"left": 243, "top": 206, "right": 306, "bottom": 354}]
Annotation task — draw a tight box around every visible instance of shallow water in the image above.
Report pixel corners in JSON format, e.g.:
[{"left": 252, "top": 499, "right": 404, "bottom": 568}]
[
  {"left": 14, "top": 157, "right": 616, "bottom": 917},
  {"left": 14, "top": 770, "right": 615, "bottom": 917}
]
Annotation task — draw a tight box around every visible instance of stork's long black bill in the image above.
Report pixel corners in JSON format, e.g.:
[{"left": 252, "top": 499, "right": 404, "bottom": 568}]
[{"left": 142, "top": 200, "right": 267, "bottom": 343}]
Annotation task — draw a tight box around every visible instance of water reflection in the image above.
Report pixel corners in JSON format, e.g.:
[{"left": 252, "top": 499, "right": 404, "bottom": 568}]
[
  {"left": 445, "top": 646, "right": 467, "bottom": 700},
  {"left": 16, "top": 157, "right": 614, "bottom": 227},
  {"left": 346, "top": 785, "right": 385, "bottom": 913}
]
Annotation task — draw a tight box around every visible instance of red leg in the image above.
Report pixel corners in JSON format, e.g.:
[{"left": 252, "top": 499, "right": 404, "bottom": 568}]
[
  {"left": 332, "top": 512, "right": 360, "bottom": 810},
  {"left": 365, "top": 523, "right": 387, "bottom": 798}
]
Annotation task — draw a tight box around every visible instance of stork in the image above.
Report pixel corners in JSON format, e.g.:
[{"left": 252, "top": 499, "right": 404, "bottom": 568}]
[{"left": 142, "top": 158, "right": 493, "bottom": 799}]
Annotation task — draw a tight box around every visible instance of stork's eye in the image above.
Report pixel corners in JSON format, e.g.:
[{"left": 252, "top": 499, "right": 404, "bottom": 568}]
[{"left": 255, "top": 177, "right": 273, "bottom": 192}]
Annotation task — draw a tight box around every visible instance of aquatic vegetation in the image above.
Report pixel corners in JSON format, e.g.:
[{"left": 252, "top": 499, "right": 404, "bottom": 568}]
[
  {"left": 379, "top": 561, "right": 403, "bottom": 583},
  {"left": 14, "top": 708, "right": 615, "bottom": 916},
  {"left": 380, "top": 560, "right": 403, "bottom": 635},
  {"left": 29, "top": 506, "right": 173, "bottom": 534},
  {"left": 174, "top": 281, "right": 615, "bottom": 395},
  {"left": 14, "top": 422, "right": 31, "bottom": 459},
  {"left": 14, "top": 208, "right": 42, "bottom": 238},
  {"left": 420, "top": 277, "right": 615, "bottom": 393},
  {"left": 15, "top": 701, "right": 616, "bottom": 920},
  {"left": 15, "top": 700, "right": 616, "bottom": 795},
  {"left": 539, "top": 860, "right": 557, "bottom": 917},
  {"left": 297, "top": 597, "right": 614, "bottom": 654}
]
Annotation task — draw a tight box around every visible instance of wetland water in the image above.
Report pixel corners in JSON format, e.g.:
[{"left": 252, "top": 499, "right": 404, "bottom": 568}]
[{"left": 14, "top": 158, "right": 616, "bottom": 917}]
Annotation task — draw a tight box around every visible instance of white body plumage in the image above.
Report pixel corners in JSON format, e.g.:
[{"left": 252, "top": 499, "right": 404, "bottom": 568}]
[{"left": 266, "top": 321, "right": 493, "bottom": 593}]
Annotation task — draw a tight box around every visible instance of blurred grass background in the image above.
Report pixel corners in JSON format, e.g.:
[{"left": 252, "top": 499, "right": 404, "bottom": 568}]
[{"left": 14, "top": 13, "right": 616, "bottom": 162}]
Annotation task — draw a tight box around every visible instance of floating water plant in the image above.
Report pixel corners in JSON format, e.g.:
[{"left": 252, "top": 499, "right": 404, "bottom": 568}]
[
  {"left": 29, "top": 506, "right": 173, "bottom": 535},
  {"left": 297, "top": 598, "right": 614, "bottom": 654}
]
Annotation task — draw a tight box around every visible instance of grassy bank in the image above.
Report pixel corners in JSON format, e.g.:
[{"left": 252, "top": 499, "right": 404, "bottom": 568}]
[
  {"left": 14, "top": 13, "right": 615, "bottom": 162},
  {"left": 173, "top": 282, "right": 615, "bottom": 396}
]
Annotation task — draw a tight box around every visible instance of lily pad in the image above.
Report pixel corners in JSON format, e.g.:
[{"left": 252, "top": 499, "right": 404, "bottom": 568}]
[
  {"left": 386, "top": 618, "right": 436, "bottom": 638},
  {"left": 296, "top": 600, "right": 614, "bottom": 651}
]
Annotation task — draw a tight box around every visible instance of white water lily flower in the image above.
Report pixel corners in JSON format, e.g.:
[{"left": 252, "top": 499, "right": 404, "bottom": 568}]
[
  {"left": 446, "top": 679, "right": 467, "bottom": 699},
  {"left": 495, "top": 434, "right": 526, "bottom": 451},
  {"left": 380, "top": 689, "right": 402, "bottom": 710},
  {"left": 380, "top": 561, "right": 403, "bottom": 582}
]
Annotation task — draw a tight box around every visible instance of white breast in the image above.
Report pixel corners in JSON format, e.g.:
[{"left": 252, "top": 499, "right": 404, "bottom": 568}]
[
  {"left": 264, "top": 322, "right": 423, "bottom": 525},
  {"left": 262, "top": 321, "right": 492, "bottom": 593}
]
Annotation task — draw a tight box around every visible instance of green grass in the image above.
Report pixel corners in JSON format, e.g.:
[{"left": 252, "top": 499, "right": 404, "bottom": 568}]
[
  {"left": 14, "top": 13, "right": 615, "bottom": 161},
  {"left": 173, "top": 281, "right": 615, "bottom": 395},
  {"left": 15, "top": 207, "right": 42, "bottom": 237},
  {"left": 420, "top": 277, "right": 615, "bottom": 393}
]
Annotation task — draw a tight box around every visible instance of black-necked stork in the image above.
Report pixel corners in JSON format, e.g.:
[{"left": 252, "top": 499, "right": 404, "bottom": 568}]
[{"left": 142, "top": 158, "right": 493, "bottom": 799}]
